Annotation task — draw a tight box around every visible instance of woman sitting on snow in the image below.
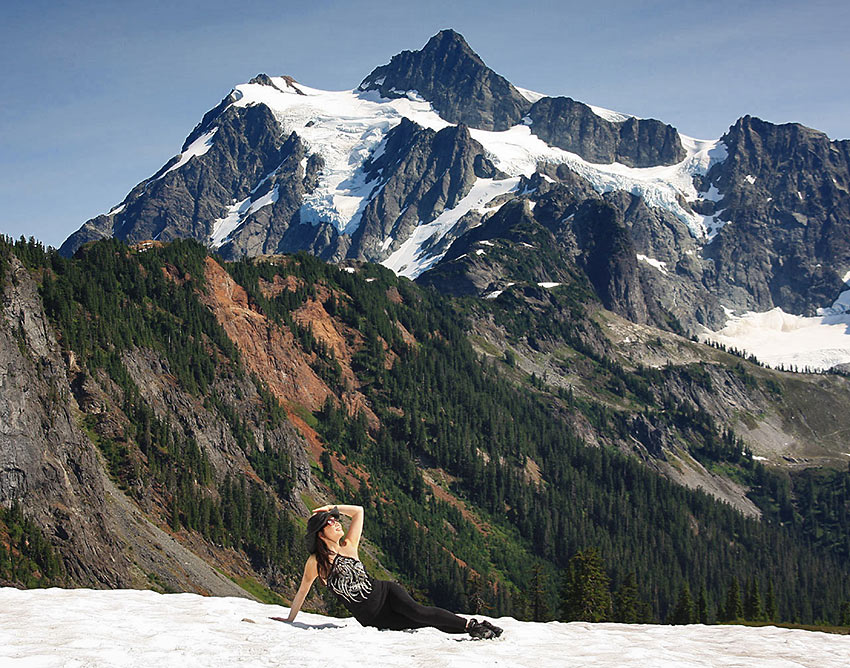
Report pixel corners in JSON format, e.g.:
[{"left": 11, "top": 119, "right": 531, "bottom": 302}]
[{"left": 283, "top": 504, "right": 502, "bottom": 639}]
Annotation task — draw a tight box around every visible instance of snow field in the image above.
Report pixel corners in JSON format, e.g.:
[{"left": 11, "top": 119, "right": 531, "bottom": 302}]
[
  {"left": 1, "top": 588, "right": 848, "bottom": 668},
  {"left": 701, "top": 307, "right": 850, "bottom": 371}
]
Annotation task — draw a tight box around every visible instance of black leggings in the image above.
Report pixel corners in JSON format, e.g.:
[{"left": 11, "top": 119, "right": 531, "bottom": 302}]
[{"left": 366, "top": 582, "right": 467, "bottom": 634}]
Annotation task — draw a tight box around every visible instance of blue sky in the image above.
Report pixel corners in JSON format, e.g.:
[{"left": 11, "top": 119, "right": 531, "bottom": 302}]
[{"left": 1, "top": 0, "right": 848, "bottom": 248}]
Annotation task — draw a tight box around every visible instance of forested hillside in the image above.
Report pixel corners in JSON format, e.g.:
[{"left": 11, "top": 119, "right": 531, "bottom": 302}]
[{"left": 1, "top": 236, "right": 849, "bottom": 625}]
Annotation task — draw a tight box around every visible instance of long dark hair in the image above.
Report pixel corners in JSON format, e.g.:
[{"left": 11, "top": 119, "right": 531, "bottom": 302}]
[{"left": 314, "top": 531, "right": 335, "bottom": 581}]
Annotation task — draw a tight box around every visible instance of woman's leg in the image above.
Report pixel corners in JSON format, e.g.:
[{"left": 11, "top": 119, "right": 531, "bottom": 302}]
[{"left": 369, "top": 582, "right": 467, "bottom": 634}]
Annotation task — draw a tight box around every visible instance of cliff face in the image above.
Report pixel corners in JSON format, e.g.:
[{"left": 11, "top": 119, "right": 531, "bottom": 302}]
[
  {"left": 701, "top": 116, "right": 850, "bottom": 315},
  {"left": 527, "top": 97, "right": 685, "bottom": 168},
  {"left": 0, "top": 249, "right": 323, "bottom": 596},
  {"left": 0, "top": 255, "right": 125, "bottom": 586}
]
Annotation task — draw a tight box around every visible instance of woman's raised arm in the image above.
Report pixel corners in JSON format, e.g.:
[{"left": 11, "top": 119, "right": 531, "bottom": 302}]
[
  {"left": 312, "top": 504, "right": 365, "bottom": 550},
  {"left": 340, "top": 504, "right": 364, "bottom": 549}
]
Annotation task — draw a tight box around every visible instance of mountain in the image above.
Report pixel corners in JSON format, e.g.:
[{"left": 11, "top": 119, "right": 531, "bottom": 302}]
[
  {"left": 3, "top": 236, "right": 850, "bottom": 624},
  {"left": 11, "top": 29, "right": 850, "bottom": 624},
  {"left": 59, "top": 30, "right": 850, "bottom": 365}
]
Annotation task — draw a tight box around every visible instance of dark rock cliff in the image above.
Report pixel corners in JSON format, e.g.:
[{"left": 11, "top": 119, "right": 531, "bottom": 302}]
[
  {"left": 528, "top": 97, "right": 686, "bottom": 167},
  {"left": 702, "top": 115, "right": 850, "bottom": 315},
  {"left": 351, "top": 119, "right": 503, "bottom": 262},
  {"left": 359, "top": 29, "right": 531, "bottom": 131},
  {"left": 61, "top": 103, "right": 289, "bottom": 258}
]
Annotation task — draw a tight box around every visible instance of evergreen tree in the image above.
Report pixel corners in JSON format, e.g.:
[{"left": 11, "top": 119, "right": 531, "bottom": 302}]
[
  {"left": 743, "top": 578, "right": 764, "bottom": 621},
  {"left": 765, "top": 580, "right": 778, "bottom": 622},
  {"left": 724, "top": 578, "right": 743, "bottom": 621},
  {"left": 613, "top": 572, "right": 641, "bottom": 623},
  {"left": 530, "top": 563, "right": 551, "bottom": 622},
  {"left": 560, "top": 548, "right": 612, "bottom": 622},
  {"left": 697, "top": 585, "right": 710, "bottom": 624},
  {"left": 671, "top": 583, "right": 695, "bottom": 625},
  {"left": 839, "top": 601, "right": 850, "bottom": 627},
  {"left": 320, "top": 449, "right": 334, "bottom": 482}
]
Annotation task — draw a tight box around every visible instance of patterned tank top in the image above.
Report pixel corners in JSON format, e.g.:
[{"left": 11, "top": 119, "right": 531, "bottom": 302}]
[{"left": 326, "top": 555, "right": 373, "bottom": 604}]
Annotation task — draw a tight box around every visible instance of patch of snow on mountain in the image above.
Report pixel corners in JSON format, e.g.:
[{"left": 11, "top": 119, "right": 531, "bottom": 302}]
[
  {"left": 701, "top": 307, "right": 850, "bottom": 371},
  {"left": 203, "top": 78, "right": 732, "bottom": 262},
  {"left": 636, "top": 254, "right": 668, "bottom": 274},
  {"left": 467, "top": 126, "right": 727, "bottom": 239},
  {"left": 227, "top": 82, "right": 449, "bottom": 236},
  {"left": 158, "top": 127, "right": 219, "bottom": 181},
  {"left": 210, "top": 185, "right": 279, "bottom": 247},
  {"left": 816, "top": 270, "right": 850, "bottom": 316},
  {"left": 383, "top": 177, "right": 520, "bottom": 278},
  {"left": 588, "top": 105, "right": 633, "bottom": 123},
  {"left": 514, "top": 86, "right": 547, "bottom": 104},
  {"left": 538, "top": 282, "right": 561, "bottom": 288}
]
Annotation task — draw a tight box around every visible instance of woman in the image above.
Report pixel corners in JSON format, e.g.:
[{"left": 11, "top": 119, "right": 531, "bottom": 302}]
[{"left": 283, "top": 503, "right": 502, "bottom": 639}]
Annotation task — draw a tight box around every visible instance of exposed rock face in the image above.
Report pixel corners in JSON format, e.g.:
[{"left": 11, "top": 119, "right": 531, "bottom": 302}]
[
  {"left": 351, "top": 120, "right": 503, "bottom": 261},
  {"left": 602, "top": 190, "right": 727, "bottom": 330},
  {"left": 216, "top": 137, "right": 342, "bottom": 261},
  {"left": 528, "top": 97, "right": 686, "bottom": 167},
  {"left": 61, "top": 104, "right": 290, "bottom": 258},
  {"left": 701, "top": 116, "right": 850, "bottom": 315},
  {"left": 0, "top": 255, "right": 129, "bottom": 586},
  {"left": 571, "top": 199, "right": 652, "bottom": 325},
  {"left": 0, "top": 252, "right": 321, "bottom": 595},
  {"left": 421, "top": 174, "right": 683, "bottom": 330},
  {"left": 200, "top": 257, "right": 333, "bottom": 411},
  {"left": 359, "top": 29, "right": 531, "bottom": 131}
]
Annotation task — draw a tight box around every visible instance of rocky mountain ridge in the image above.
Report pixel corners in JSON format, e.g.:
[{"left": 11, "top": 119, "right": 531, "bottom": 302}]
[{"left": 58, "top": 31, "right": 850, "bottom": 353}]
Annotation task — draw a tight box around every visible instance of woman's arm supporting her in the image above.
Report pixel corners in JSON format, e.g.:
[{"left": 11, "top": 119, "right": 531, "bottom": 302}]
[{"left": 285, "top": 555, "right": 318, "bottom": 622}]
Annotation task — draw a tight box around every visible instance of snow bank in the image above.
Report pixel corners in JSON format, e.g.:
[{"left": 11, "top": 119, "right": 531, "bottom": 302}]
[
  {"left": 1, "top": 588, "right": 848, "bottom": 668},
  {"left": 701, "top": 307, "right": 850, "bottom": 371}
]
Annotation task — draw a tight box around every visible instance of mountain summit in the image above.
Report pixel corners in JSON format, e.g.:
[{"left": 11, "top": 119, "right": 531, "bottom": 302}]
[{"left": 358, "top": 29, "right": 531, "bottom": 131}]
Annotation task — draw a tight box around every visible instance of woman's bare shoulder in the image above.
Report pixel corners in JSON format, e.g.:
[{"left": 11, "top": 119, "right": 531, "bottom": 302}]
[{"left": 337, "top": 545, "right": 360, "bottom": 560}]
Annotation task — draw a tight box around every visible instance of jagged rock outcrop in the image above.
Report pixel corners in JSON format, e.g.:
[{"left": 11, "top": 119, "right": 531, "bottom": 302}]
[
  {"left": 420, "top": 174, "right": 683, "bottom": 330},
  {"left": 216, "top": 137, "right": 340, "bottom": 260},
  {"left": 602, "top": 190, "right": 727, "bottom": 330},
  {"left": 351, "top": 119, "right": 503, "bottom": 261},
  {"left": 569, "top": 199, "right": 652, "bottom": 324},
  {"left": 0, "top": 255, "right": 130, "bottom": 586},
  {"left": 701, "top": 115, "right": 850, "bottom": 315},
  {"left": 527, "top": 97, "right": 686, "bottom": 167},
  {"left": 359, "top": 29, "right": 531, "bottom": 131}
]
